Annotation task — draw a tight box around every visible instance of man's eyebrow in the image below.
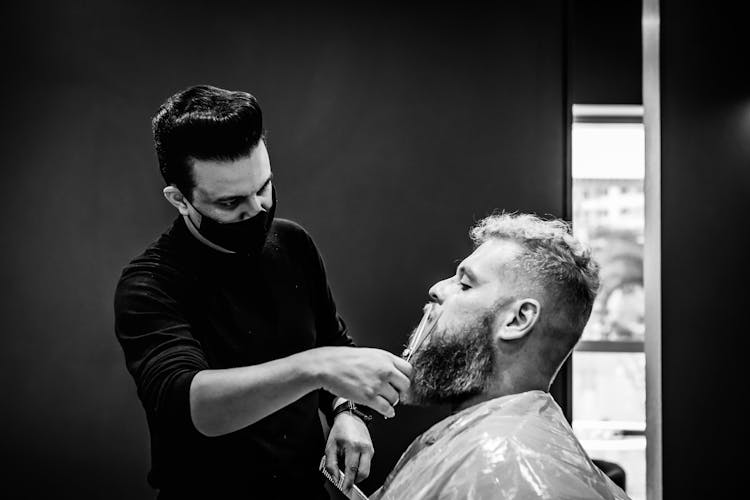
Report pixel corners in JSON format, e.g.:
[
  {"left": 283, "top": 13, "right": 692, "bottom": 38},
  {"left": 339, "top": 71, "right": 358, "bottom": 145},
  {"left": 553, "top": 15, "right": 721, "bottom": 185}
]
[{"left": 458, "top": 265, "right": 479, "bottom": 283}]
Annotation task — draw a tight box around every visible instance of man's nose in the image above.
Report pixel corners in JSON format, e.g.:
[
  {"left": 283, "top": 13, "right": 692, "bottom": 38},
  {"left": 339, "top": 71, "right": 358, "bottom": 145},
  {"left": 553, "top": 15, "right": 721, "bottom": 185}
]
[{"left": 428, "top": 278, "right": 451, "bottom": 303}]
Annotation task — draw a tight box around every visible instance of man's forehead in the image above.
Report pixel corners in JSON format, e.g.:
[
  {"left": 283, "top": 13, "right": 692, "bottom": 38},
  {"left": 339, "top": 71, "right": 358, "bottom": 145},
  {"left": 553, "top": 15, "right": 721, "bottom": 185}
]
[{"left": 462, "top": 239, "right": 523, "bottom": 279}]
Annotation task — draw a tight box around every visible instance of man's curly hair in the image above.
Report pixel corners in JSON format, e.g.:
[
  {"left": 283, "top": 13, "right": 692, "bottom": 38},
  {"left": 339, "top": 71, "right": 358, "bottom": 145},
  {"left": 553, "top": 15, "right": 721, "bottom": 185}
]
[{"left": 470, "top": 212, "right": 600, "bottom": 370}]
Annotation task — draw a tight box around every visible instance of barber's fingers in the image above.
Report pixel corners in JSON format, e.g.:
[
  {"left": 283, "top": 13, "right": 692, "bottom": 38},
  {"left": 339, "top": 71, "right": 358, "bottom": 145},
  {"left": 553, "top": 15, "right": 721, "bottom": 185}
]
[
  {"left": 357, "top": 446, "right": 372, "bottom": 483},
  {"left": 324, "top": 444, "right": 340, "bottom": 484},
  {"left": 342, "top": 446, "right": 360, "bottom": 492},
  {"left": 369, "top": 395, "right": 396, "bottom": 419},
  {"left": 387, "top": 369, "right": 411, "bottom": 395},
  {"left": 389, "top": 355, "right": 413, "bottom": 378},
  {"left": 379, "top": 384, "right": 400, "bottom": 409}
]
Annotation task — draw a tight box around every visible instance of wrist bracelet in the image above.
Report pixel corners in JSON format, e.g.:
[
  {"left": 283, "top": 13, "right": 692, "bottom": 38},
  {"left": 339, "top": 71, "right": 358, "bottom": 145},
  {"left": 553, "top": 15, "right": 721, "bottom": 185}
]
[{"left": 332, "top": 400, "right": 373, "bottom": 423}]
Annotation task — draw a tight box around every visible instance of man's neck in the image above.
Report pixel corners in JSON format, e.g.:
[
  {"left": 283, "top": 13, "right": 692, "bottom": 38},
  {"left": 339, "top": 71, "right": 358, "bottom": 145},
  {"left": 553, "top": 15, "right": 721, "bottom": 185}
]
[
  {"left": 451, "top": 372, "right": 549, "bottom": 414},
  {"left": 452, "top": 393, "right": 498, "bottom": 414}
]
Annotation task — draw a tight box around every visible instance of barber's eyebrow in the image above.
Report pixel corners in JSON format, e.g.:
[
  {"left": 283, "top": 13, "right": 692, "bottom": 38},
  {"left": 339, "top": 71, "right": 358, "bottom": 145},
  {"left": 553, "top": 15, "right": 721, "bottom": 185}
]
[
  {"left": 213, "top": 194, "right": 243, "bottom": 202},
  {"left": 258, "top": 173, "right": 274, "bottom": 192},
  {"left": 213, "top": 174, "right": 273, "bottom": 202}
]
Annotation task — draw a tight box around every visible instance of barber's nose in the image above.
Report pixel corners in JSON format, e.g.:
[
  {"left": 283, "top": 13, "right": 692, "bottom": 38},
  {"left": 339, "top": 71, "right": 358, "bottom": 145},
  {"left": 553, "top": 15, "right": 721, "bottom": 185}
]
[
  {"left": 239, "top": 197, "right": 264, "bottom": 220},
  {"left": 249, "top": 195, "right": 264, "bottom": 213}
]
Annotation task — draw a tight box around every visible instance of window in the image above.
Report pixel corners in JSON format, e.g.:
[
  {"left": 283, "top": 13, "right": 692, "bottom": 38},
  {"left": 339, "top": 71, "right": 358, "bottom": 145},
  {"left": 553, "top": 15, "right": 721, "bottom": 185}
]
[{"left": 571, "top": 105, "right": 646, "bottom": 500}]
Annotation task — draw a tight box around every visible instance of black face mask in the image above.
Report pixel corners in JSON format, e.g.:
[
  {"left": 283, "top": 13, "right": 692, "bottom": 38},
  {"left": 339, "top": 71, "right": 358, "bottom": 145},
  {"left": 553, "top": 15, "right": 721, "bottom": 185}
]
[{"left": 188, "top": 188, "right": 277, "bottom": 255}]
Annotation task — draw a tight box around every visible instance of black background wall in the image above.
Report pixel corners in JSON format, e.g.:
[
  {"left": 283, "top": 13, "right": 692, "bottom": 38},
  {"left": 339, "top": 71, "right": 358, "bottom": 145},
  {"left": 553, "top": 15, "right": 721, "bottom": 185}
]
[
  {"left": 659, "top": 1, "right": 748, "bottom": 498},
  {"left": 0, "top": 1, "right": 567, "bottom": 498}
]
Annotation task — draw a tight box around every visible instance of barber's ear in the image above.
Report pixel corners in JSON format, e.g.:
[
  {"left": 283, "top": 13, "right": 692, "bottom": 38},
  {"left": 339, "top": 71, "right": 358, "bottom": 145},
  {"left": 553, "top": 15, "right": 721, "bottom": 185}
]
[
  {"left": 163, "top": 186, "right": 191, "bottom": 216},
  {"left": 496, "top": 299, "right": 540, "bottom": 341}
]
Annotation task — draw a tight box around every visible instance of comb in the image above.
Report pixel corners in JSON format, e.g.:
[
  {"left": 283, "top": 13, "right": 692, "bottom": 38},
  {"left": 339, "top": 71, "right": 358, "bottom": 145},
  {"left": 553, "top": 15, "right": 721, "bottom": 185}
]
[{"left": 319, "top": 456, "right": 369, "bottom": 500}]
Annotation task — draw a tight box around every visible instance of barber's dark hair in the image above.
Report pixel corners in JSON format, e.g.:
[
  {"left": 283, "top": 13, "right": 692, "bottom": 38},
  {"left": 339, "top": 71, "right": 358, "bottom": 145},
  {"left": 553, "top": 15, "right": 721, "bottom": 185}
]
[{"left": 152, "top": 85, "right": 265, "bottom": 200}]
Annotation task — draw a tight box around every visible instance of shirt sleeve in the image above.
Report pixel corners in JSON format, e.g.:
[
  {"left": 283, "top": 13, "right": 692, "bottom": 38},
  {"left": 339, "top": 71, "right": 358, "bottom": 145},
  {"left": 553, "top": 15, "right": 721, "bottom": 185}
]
[
  {"left": 299, "top": 229, "right": 356, "bottom": 420},
  {"left": 114, "top": 266, "right": 209, "bottom": 434}
]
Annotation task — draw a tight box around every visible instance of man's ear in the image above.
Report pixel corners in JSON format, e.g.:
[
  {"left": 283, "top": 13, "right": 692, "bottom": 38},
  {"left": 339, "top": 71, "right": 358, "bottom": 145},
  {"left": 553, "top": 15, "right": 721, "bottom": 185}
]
[
  {"left": 496, "top": 299, "right": 541, "bottom": 341},
  {"left": 163, "top": 186, "right": 191, "bottom": 216}
]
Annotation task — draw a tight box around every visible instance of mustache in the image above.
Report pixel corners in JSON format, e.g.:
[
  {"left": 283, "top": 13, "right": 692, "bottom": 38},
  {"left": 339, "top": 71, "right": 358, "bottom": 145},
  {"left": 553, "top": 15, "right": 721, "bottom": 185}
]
[{"left": 402, "top": 303, "right": 442, "bottom": 361}]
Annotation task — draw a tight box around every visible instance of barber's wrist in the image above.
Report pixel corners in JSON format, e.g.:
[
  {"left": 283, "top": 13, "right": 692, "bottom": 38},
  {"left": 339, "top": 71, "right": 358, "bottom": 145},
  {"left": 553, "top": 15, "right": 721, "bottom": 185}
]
[
  {"left": 332, "top": 400, "right": 373, "bottom": 425},
  {"left": 297, "top": 349, "right": 325, "bottom": 389}
]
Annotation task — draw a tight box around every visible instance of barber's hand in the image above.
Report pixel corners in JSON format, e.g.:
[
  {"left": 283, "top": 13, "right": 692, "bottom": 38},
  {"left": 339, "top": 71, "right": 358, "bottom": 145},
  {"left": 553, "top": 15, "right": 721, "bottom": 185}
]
[
  {"left": 324, "top": 412, "right": 374, "bottom": 493},
  {"left": 312, "top": 347, "right": 412, "bottom": 418}
]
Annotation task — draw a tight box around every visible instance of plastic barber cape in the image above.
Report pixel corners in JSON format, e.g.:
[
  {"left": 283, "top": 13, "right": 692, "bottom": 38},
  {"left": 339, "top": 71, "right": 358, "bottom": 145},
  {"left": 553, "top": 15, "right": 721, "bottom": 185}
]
[{"left": 371, "top": 390, "right": 630, "bottom": 500}]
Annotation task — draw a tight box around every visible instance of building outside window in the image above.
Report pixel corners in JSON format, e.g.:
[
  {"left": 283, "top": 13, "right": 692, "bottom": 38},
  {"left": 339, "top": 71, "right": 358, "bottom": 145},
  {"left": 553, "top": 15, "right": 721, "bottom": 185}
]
[{"left": 571, "top": 105, "right": 646, "bottom": 500}]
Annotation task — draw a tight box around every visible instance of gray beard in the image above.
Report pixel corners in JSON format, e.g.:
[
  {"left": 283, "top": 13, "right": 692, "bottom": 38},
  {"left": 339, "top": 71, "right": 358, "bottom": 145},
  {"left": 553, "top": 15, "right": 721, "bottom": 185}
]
[{"left": 406, "top": 312, "right": 496, "bottom": 407}]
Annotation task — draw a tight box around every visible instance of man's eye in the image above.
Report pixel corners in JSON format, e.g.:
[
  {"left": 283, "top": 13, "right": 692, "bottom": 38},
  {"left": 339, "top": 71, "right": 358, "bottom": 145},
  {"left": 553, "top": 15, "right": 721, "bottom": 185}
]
[
  {"left": 217, "top": 200, "right": 240, "bottom": 209},
  {"left": 459, "top": 282, "right": 471, "bottom": 291}
]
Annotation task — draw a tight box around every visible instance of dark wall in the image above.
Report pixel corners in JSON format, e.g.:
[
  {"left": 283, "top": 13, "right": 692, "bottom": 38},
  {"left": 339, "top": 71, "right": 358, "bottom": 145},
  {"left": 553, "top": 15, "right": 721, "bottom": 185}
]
[
  {"left": 0, "top": 1, "right": 566, "bottom": 498},
  {"left": 659, "top": 1, "right": 749, "bottom": 498}
]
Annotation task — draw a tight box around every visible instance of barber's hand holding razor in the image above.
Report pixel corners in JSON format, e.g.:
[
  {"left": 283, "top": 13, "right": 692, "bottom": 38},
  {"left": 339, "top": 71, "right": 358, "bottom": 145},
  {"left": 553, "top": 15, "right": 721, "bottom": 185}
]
[{"left": 310, "top": 346, "right": 412, "bottom": 418}]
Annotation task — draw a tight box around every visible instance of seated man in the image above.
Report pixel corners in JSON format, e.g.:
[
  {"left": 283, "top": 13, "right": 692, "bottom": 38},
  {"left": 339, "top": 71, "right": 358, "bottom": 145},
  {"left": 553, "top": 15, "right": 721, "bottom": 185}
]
[{"left": 372, "top": 213, "right": 630, "bottom": 500}]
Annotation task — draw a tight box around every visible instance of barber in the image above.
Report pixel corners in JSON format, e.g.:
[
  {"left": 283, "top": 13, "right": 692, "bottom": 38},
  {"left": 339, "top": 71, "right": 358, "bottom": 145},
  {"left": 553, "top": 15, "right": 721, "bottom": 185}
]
[{"left": 114, "top": 85, "right": 411, "bottom": 499}]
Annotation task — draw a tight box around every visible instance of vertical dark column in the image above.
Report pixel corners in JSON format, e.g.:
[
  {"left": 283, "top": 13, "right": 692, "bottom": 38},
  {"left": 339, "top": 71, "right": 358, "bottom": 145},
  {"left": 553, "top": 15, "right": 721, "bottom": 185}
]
[
  {"left": 568, "top": 0, "right": 643, "bottom": 105},
  {"left": 551, "top": 0, "right": 574, "bottom": 423},
  {"left": 659, "top": 1, "right": 749, "bottom": 498}
]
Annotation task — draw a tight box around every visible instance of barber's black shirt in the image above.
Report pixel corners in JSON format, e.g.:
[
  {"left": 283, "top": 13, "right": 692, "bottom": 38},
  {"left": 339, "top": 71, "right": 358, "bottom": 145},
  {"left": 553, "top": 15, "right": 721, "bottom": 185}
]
[{"left": 114, "top": 216, "right": 352, "bottom": 498}]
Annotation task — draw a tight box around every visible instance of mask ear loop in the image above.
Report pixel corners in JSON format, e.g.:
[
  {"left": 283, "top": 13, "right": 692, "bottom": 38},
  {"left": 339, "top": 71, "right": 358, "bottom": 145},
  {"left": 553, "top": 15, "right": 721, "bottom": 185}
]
[{"left": 402, "top": 303, "right": 443, "bottom": 363}]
